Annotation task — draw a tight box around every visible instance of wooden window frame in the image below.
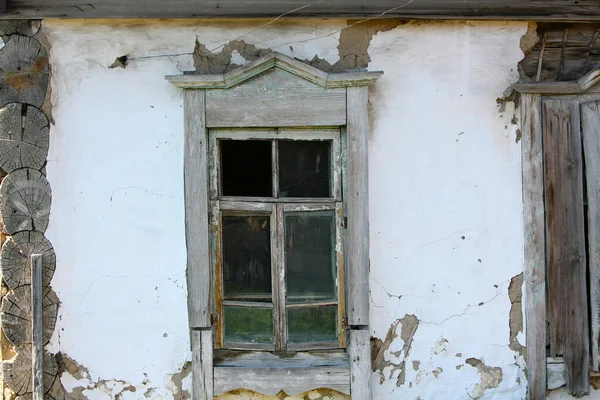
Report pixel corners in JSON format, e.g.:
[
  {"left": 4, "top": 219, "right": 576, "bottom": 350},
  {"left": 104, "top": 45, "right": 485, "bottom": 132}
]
[
  {"left": 167, "top": 52, "right": 381, "bottom": 400},
  {"left": 514, "top": 68, "right": 600, "bottom": 399},
  {"left": 209, "top": 128, "right": 347, "bottom": 352}
]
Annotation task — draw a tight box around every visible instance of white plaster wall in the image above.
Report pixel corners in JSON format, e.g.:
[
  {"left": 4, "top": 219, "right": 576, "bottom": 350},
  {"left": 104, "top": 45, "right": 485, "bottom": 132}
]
[{"left": 42, "top": 19, "right": 528, "bottom": 399}]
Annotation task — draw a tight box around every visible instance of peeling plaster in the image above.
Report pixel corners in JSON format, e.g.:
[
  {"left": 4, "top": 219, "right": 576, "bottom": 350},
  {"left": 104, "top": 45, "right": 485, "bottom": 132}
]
[
  {"left": 371, "top": 314, "right": 419, "bottom": 387},
  {"left": 465, "top": 358, "right": 504, "bottom": 399},
  {"left": 508, "top": 273, "right": 524, "bottom": 356}
]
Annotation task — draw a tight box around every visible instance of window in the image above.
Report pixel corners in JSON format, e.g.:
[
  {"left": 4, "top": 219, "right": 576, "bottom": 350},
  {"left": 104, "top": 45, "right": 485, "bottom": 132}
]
[
  {"left": 166, "top": 52, "right": 381, "bottom": 400},
  {"left": 210, "top": 129, "right": 346, "bottom": 351}
]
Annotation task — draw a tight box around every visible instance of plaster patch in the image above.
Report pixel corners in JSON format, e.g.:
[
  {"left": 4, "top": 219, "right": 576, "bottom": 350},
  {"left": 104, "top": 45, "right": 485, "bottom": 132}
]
[
  {"left": 508, "top": 273, "right": 524, "bottom": 356},
  {"left": 465, "top": 357, "right": 504, "bottom": 399}
]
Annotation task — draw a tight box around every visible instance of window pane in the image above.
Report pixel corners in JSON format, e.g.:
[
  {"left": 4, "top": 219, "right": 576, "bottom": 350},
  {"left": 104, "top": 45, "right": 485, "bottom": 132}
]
[
  {"left": 285, "top": 211, "right": 336, "bottom": 303},
  {"left": 224, "top": 306, "right": 273, "bottom": 344},
  {"left": 278, "top": 140, "right": 330, "bottom": 198},
  {"left": 287, "top": 306, "right": 337, "bottom": 344},
  {"left": 223, "top": 215, "right": 272, "bottom": 302},
  {"left": 221, "top": 140, "right": 272, "bottom": 197}
]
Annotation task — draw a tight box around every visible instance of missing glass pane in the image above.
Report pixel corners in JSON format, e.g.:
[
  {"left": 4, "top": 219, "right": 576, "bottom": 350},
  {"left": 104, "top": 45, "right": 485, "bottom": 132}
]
[
  {"left": 279, "top": 140, "right": 331, "bottom": 198},
  {"left": 221, "top": 140, "right": 272, "bottom": 197},
  {"left": 287, "top": 306, "right": 337, "bottom": 344},
  {"left": 285, "top": 211, "right": 336, "bottom": 303},
  {"left": 224, "top": 306, "right": 274, "bottom": 344},
  {"left": 222, "top": 215, "right": 272, "bottom": 301}
]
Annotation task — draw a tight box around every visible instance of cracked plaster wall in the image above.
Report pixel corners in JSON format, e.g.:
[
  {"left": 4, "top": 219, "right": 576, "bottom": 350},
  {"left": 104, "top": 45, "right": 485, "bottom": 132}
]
[{"left": 39, "top": 18, "right": 529, "bottom": 399}]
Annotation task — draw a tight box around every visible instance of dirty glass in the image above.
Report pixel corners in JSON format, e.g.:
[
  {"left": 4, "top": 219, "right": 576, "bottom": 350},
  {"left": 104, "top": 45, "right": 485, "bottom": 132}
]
[
  {"left": 278, "top": 140, "right": 331, "bottom": 198},
  {"left": 221, "top": 140, "right": 272, "bottom": 197},
  {"left": 224, "top": 306, "right": 274, "bottom": 344},
  {"left": 285, "top": 211, "right": 336, "bottom": 304},
  {"left": 287, "top": 306, "right": 337, "bottom": 344},
  {"left": 222, "top": 215, "right": 272, "bottom": 302}
]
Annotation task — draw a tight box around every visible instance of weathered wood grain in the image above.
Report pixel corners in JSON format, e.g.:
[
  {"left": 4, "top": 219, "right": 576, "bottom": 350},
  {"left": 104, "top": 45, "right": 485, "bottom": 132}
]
[
  {"left": 183, "top": 90, "right": 211, "bottom": 329},
  {"left": 0, "top": 230, "right": 55, "bottom": 290},
  {"left": 581, "top": 101, "right": 600, "bottom": 372},
  {"left": 3, "top": 1, "right": 600, "bottom": 20},
  {"left": 1, "top": 284, "right": 57, "bottom": 347},
  {"left": 213, "top": 349, "right": 348, "bottom": 367},
  {"left": 0, "top": 35, "right": 48, "bottom": 108},
  {"left": 0, "top": 103, "right": 49, "bottom": 173},
  {"left": 30, "top": 254, "right": 42, "bottom": 400},
  {"left": 543, "top": 99, "right": 589, "bottom": 396},
  {"left": 348, "top": 328, "right": 371, "bottom": 400},
  {"left": 0, "top": 168, "right": 51, "bottom": 234},
  {"left": 205, "top": 69, "right": 346, "bottom": 128},
  {"left": 520, "top": 94, "right": 547, "bottom": 400},
  {"left": 213, "top": 365, "right": 350, "bottom": 396},
  {"left": 547, "top": 357, "right": 568, "bottom": 390},
  {"left": 346, "top": 86, "right": 369, "bottom": 327},
  {"left": 3, "top": 345, "right": 57, "bottom": 396},
  {"left": 192, "top": 329, "right": 213, "bottom": 400}
]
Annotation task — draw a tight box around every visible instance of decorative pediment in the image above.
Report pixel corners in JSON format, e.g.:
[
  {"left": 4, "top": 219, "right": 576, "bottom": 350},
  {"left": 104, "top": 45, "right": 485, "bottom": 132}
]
[
  {"left": 165, "top": 51, "right": 382, "bottom": 89},
  {"left": 513, "top": 67, "right": 600, "bottom": 94}
]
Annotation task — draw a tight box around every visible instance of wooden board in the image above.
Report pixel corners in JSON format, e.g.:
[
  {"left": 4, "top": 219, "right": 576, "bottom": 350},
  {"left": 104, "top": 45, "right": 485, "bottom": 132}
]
[
  {"left": 183, "top": 90, "right": 211, "bottom": 329},
  {"left": 543, "top": 99, "right": 589, "bottom": 396},
  {"left": 581, "top": 101, "right": 600, "bottom": 372},
  {"left": 205, "top": 69, "right": 346, "bottom": 128},
  {"left": 346, "top": 86, "right": 369, "bottom": 326},
  {"left": 2, "top": 0, "right": 600, "bottom": 20},
  {"left": 31, "top": 254, "right": 43, "bottom": 400},
  {"left": 213, "top": 364, "right": 350, "bottom": 396},
  {"left": 520, "top": 93, "right": 547, "bottom": 400},
  {"left": 192, "top": 330, "right": 213, "bottom": 400},
  {"left": 348, "top": 328, "right": 371, "bottom": 400},
  {"left": 214, "top": 349, "right": 348, "bottom": 368}
]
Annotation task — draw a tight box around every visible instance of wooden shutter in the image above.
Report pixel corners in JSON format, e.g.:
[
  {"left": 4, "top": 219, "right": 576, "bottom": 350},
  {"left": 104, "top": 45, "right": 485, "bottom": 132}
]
[
  {"left": 543, "top": 99, "right": 589, "bottom": 396},
  {"left": 582, "top": 101, "right": 600, "bottom": 374}
]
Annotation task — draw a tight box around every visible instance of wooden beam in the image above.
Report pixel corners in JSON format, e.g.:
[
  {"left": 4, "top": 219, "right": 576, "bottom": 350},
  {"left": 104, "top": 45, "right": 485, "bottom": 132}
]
[
  {"left": 521, "top": 93, "right": 546, "bottom": 400},
  {"left": 3, "top": 0, "right": 600, "bottom": 20},
  {"left": 543, "top": 99, "right": 589, "bottom": 396},
  {"left": 31, "top": 253, "right": 43, "bottom": 400}
]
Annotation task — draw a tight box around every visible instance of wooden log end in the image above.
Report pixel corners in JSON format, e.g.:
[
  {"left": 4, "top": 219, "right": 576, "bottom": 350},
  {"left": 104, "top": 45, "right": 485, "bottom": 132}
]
[{"left": 1, "top": 231, "right": 55, "bottom": 290}]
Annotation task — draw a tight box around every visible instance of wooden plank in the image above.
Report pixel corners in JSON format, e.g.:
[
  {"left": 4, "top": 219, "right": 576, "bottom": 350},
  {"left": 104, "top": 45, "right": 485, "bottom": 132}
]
[
  {"left": 213, "top": 365, "right": 350, "bottom": 396},
  {"left": 274, "top": 203, "right": 286, "bottom": 351},
  {"left": 520, "top": 94, "right": 547, "bottom": 400},
  {"left": 348, "top": 328, "right": 371, "bottom": 400},
  {"left": 184, "top": 89, "right": 210, "bottom": 329},
  {"left": 213, "top": 349, "right": 348, "bottom": 368},
  {"left": 346, "top": 86, "right": 369, "bottom": 326},
  {"left": 205, "top": 69, "right": 346, "bottom": 128},
  {"left": 31, "top": 253, "right": 43, "bottom": 400},
  {"left": 5, "top": 0, "right": 600, "bottom": 20},
  {"left": 581, "top": 101, "right": 600, "bottom": 372},
  {"left": 192, "top": 329, "right": 213, "bottom": 400},
  {"left": 543, "top": 99, "right": 589, "bottom": 396}
]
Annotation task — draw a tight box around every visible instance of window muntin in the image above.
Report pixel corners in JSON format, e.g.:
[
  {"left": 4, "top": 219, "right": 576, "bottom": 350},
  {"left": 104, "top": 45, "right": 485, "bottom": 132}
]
[{"left": 210, "top": 128, "right": 345, "bottom": 351}]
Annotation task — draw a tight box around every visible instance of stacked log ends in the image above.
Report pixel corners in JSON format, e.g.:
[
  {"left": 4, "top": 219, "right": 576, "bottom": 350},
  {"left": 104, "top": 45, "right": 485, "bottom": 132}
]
[
  {"left": 0, "top": 167, "right": 51, "bottom": 234},
  {"left": 3, "top": 345, "right": 58, "bottom": 395},
  {"left": 0, "top": 35, "right": 48, "bottom": 108},
  {"left": 0, "top": 103, "right": 50, "bottom": 173},
  {"left": 1, "top": 231, "right": 55, "bottom": 290}
]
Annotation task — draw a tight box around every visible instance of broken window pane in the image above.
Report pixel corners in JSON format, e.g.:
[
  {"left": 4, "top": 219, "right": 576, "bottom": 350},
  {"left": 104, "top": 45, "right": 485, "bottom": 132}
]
[
  {"left": 221, "top": 140, "right": 272, "bottom": 197},
  {"left": 285, "top": 211, "right": 336, "bottom": 303},
  {"left": 223, "top": 215, "right": 272, "bottom": 302},
  {"left": 287, "top": 306, "right": 337, "bottom": 344},
  {"left": 279, "top": 140, "right": 331, "bottom": 198},
  {"left": 224, "top": 306, "right": 274, "bottom": 344}
]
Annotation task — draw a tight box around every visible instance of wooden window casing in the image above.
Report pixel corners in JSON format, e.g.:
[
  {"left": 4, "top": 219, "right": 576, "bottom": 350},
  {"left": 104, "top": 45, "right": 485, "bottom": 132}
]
[
  {"left": 209, "top": 128, "right": 347, "bottom": 352},
  {"left": 167, "top": 52, "right": 381, "bottom": 400}
]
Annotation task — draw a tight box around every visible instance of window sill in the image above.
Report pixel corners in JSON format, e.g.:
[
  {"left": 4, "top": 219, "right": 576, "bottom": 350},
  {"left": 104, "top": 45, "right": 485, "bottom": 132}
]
[{"left": 213, "top": 349, "right": 351, "bottom": 396}]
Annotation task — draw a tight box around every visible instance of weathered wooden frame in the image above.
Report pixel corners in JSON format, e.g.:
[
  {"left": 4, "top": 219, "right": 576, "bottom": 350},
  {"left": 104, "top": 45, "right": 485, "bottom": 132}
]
[
  {"left": 167, "top": 52, "right": 380, "bottom": 400},
  {"left": 514, "top": 67, "right": 600, "bottom": 399}
]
